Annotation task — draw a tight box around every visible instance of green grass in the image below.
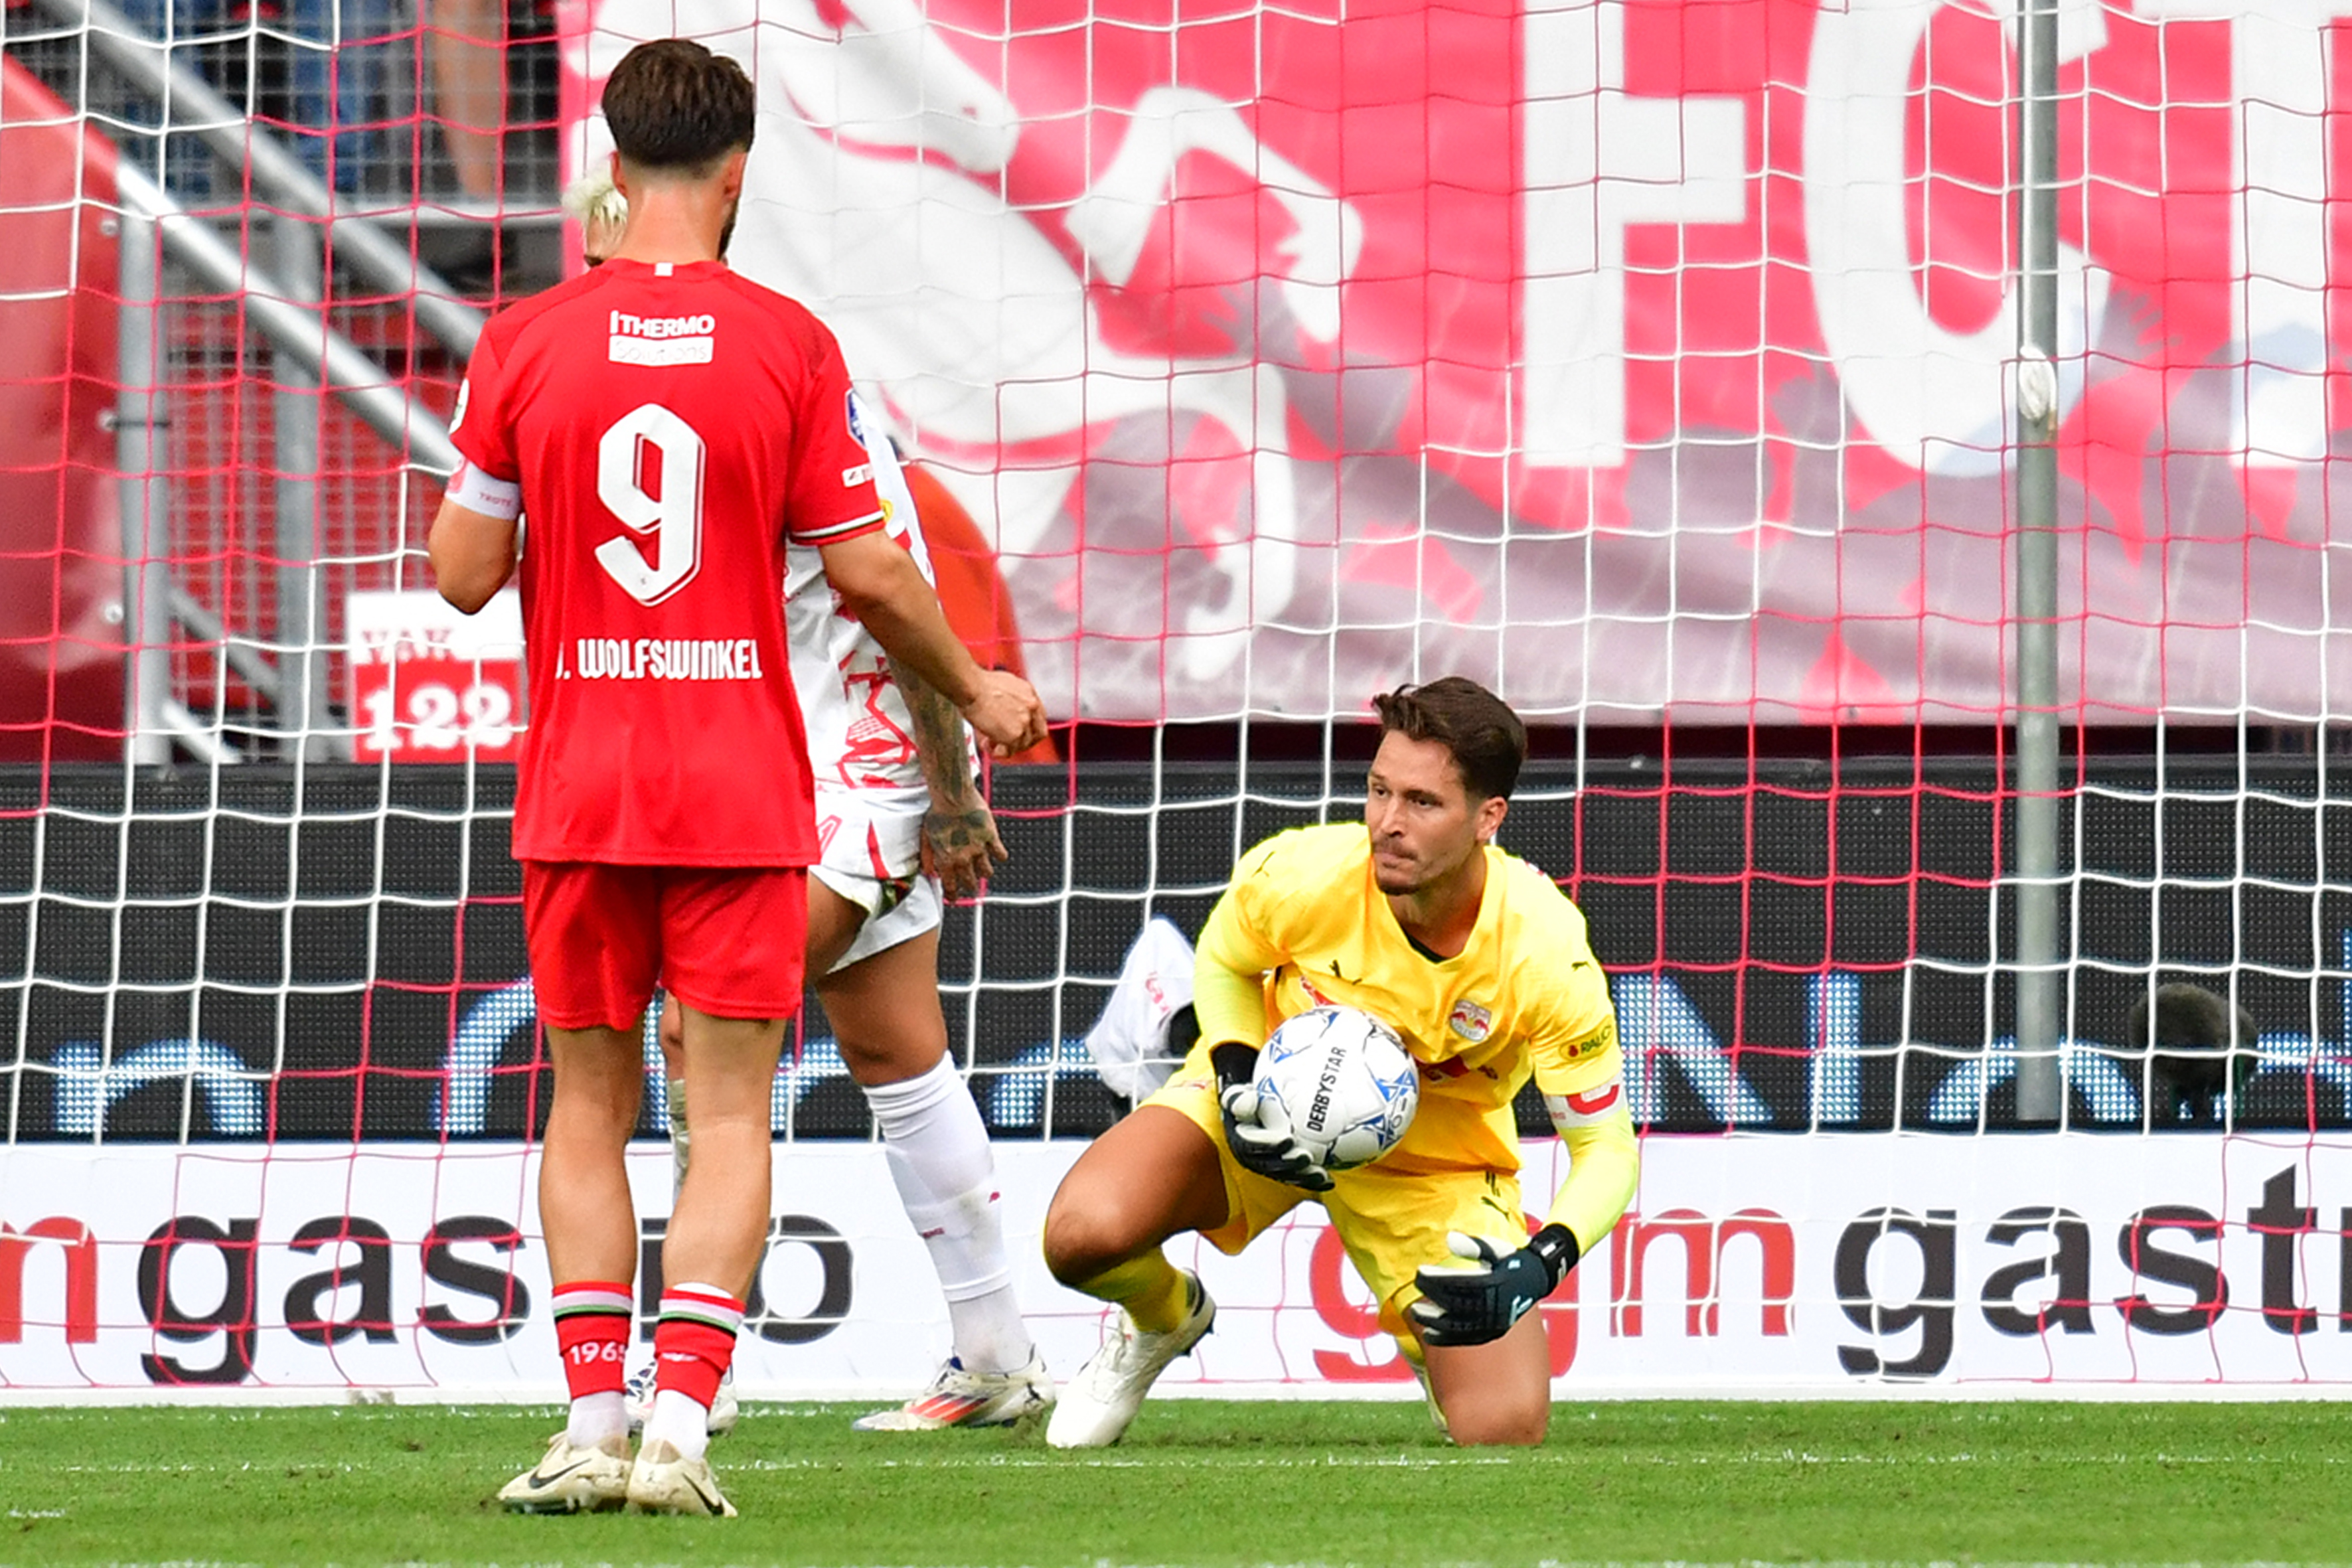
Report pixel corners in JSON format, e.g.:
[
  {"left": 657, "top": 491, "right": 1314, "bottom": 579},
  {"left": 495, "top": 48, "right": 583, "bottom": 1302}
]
[{"left": 0, "top": 1399, "right": 2345, "bottom": 1565}]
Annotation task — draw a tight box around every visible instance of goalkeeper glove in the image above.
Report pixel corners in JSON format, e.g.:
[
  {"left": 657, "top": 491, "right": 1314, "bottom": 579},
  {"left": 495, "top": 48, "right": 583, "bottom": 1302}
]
[
  {"left": 1211, "top": 1043, "right": 1334, "bottom": 1193},
  {"left": 1405, "top": 1225, "right": 1580, "bottom": 1346}
]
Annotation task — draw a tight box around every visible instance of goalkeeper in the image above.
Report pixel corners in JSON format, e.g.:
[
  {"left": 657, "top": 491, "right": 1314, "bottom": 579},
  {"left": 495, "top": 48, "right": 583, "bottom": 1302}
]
[{"left": 1040, "top": 676, "right": 1638, "bottom": 1448}]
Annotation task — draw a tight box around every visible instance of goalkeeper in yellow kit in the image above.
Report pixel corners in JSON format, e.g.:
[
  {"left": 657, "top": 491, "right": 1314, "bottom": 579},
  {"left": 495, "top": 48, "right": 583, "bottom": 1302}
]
[{"left": 1041, "top": 677, "right": 1638, "bottom": 1447}]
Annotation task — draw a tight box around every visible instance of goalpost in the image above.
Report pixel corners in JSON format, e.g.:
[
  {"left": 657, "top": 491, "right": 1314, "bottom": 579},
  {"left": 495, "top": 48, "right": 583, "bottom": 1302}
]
[{"left": 1, "top": 0, "right": 2350, "bottom": 1401}]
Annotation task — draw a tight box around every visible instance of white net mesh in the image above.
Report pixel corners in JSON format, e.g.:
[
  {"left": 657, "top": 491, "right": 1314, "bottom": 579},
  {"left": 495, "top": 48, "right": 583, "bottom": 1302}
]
[{"left": 0, "top": 0, "right": 2349, "bottom": 1395}]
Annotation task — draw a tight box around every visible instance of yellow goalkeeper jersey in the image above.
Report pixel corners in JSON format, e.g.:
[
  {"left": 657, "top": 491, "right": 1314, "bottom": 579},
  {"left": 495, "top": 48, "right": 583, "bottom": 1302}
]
[{"left": 1194, "top": 821, "right": 1620, "bottom": 1178}]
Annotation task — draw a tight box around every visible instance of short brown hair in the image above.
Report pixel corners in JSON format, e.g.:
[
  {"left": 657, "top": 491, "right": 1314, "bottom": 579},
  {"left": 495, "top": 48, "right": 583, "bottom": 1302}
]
[
  {"left": 602, "top": 39, "right": 755, "bottom": 175},
  {"left": 1372, "top": 677, "right": 1526, "bottom": 801}
]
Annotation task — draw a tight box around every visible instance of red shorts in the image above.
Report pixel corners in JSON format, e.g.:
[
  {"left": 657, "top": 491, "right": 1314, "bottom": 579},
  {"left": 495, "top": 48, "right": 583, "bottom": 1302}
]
[{"left": 521, "top": 862, "right": 809, "bottom": 1030}]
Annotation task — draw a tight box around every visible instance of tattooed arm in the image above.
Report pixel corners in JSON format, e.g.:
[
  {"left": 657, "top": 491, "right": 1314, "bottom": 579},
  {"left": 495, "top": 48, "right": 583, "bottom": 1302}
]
[{"left": 892, "top": 657, "right": 1009, "bottom": 900}]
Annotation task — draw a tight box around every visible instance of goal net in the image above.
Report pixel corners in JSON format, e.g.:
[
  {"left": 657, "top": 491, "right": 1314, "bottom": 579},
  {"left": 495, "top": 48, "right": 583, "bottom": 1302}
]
[{"left": 1, "top": 0, "right": 2349, "bottom": 1399}]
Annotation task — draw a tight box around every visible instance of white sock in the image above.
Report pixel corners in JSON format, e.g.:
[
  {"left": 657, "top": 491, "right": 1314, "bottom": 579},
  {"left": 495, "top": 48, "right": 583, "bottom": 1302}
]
[
  {"left": 642, "top": 1387, "right": 710, "bottom": 1461},
  {"left": 942, "top": 1284, "right": 1032, "bottom": 1374},
  {"left": 566, "top": 1390, "right": 627, "bottom": 1450},
  {"left": 865, "top": 1056, "right": 1033, "bottom": 1374}
]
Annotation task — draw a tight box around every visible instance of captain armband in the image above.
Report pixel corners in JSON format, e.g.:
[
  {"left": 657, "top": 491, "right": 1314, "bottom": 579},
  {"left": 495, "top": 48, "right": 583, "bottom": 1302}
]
[
  {"left": 446, "top": 459, "right": 522, "bottom": 521},
  {"left": 1543, "top": 1069, "right": 1626, "bottom": 1138}
]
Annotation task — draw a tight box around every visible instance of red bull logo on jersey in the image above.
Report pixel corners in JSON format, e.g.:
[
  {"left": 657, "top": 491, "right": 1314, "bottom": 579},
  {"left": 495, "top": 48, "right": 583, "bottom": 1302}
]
[{"left": 1447, "top": 1000, "right": 1492, "bottom": 1043}]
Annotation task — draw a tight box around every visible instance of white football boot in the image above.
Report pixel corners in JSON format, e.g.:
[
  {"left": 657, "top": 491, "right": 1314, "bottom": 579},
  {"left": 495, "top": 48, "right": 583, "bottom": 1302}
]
[
  {"left": 495, "top": 1430, "right": 632, "bottom": 1514},
  {"left": 625, "top": 1438, "right": 737, "bottom": 1517},
  {"left": 852, "top": 1348, "right": 1056, "bottom": 1431},
  {"left": 624, "top": 1360, "right": 740, "bottom": 1437},
  {"left": 1045, "top": 1273, "right": 1214, "bottom": 1449}
]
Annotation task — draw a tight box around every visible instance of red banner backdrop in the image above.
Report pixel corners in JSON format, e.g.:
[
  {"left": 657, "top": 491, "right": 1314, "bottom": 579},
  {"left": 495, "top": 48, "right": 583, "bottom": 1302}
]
[
  {"left": 561, "top": 0, "right": 2352, "bottom": 725},
  {"left": 0, "top": 60, "right": 123, "bottom": 759}
]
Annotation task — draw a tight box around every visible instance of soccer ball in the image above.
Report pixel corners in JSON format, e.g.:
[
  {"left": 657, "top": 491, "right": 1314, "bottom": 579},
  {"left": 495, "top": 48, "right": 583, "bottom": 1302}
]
[{"left": 1251, "top": 1005, "right": 1420, "bottom": 1171}]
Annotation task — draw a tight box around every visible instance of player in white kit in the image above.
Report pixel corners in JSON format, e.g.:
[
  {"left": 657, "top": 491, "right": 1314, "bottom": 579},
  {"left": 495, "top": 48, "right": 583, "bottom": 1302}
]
[
  {"left": 794, "top": 396, "right": 1054, "bottom": 1430},
  {"left": 637, "top": 392, "right": 1053, "bottom": 1432}
]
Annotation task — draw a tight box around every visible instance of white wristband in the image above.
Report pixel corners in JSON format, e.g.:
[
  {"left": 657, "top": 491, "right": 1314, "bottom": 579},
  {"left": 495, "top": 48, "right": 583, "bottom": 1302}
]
[{"left": 447, "top": 459, "right": 522, "bottom": 521}]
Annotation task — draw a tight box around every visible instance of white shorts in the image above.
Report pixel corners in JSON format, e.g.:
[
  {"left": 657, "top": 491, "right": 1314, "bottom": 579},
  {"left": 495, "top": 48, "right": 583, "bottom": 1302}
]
[{"left": 812, "top": 788, "right": 941, "bottom": 975}]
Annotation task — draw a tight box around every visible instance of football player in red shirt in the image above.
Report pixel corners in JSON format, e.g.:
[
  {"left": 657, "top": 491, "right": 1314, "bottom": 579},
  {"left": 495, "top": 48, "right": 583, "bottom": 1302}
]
[
  {"left": 428, "top": 38, "right": 1046, "bottom": 1518},
  {"left": 569, "top": 165, "right": 1054, "bottom": 1439}
]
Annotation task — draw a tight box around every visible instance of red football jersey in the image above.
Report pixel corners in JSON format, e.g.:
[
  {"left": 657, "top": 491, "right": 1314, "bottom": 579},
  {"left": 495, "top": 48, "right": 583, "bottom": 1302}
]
[{"left": 449, "top": 258, "right": 882, "bottom": 866}]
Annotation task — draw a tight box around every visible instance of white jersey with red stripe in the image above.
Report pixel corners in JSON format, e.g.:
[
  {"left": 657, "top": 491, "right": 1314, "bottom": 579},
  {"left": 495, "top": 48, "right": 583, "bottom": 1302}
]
[{"left": 784, "top": 392, "right": 977, "bottom": 871}]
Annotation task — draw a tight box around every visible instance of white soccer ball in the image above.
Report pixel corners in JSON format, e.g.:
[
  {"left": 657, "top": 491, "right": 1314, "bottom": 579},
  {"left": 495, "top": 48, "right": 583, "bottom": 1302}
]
[{"left": 1252, "top": 1005, "right": 1420, "bottom": 1172}]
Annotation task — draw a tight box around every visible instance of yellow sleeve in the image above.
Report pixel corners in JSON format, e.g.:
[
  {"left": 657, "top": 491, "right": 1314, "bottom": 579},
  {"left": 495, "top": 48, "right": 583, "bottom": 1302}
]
[
  {"left": 1534, "top": 990, "right": 1636, "bottom": 1253},
  {"left": 1528, "top": 922, "right": 1618, "bottom": 1097},
  {"left": 1517, "top": 886, "right": 1636, "bottom": 1253},
  {"left": 1524, "top": 992, "right": 1618, "bottom": 1091},
  {"left": 1544, "top": 1085, "right": 1639, "bottom": 1255},
  {"left": 1192, "top": 837, "right": 1291, "bottom": 1050}
]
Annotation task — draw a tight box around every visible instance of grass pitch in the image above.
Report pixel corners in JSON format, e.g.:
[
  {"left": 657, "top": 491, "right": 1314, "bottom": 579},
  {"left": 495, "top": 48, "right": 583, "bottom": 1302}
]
[{"left": 0, "top": 1399, "right": 2344, "bottom": 1565}]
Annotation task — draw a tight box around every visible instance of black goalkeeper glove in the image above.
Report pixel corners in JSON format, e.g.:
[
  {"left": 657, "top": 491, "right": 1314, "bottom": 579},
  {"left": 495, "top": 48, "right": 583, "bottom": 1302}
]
[
  {"left": 1211, "top": 1042, "right": 1334, "bottom": 1193},
  {"left": 1405, "top": 1224, "right": 1581, "bottom": 1346}
]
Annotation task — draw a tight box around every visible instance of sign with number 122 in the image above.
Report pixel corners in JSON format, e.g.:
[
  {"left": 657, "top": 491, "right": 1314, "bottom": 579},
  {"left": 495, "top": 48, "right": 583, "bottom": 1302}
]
[{"left": 346, "top": 589, "right": 526, "bottom": 763}]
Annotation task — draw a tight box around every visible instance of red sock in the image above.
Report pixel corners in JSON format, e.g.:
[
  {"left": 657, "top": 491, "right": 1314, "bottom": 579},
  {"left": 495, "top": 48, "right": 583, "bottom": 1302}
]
[
  {"left": 551, "top": 1280, "right": 633, "bottom": 1401},
  {"left": 653, "top": 1283, "right": 744, "bottom": 1409}
]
